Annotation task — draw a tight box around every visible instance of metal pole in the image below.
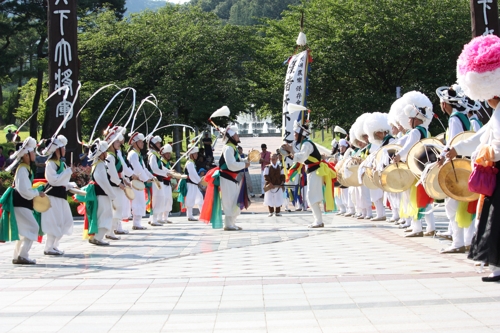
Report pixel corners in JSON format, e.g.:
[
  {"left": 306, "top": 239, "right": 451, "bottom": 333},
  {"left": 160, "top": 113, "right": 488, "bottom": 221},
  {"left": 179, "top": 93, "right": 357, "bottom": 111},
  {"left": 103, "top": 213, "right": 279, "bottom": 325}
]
[{"left": 173, "top": 101, "right": 181, "bottom": 172}]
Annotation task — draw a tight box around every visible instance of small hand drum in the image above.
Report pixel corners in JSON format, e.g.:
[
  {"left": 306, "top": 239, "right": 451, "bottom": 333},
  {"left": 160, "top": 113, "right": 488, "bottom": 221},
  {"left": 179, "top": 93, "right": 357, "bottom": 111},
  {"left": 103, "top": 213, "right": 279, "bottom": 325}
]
[
  {"left": 248, "top": 150, "right": 261, "bottom": 163},
  {"left": 124, "top": 186, "right": 135, "bottom": 200},
  {"left": 33, "top": 195, "right": 51, "bottom": 213},
  {"left": 131, "top": 179, "right": 145, "bottom": 191},
  {"left": 152, "top": 177, "right": 162, "bottom": 190}
]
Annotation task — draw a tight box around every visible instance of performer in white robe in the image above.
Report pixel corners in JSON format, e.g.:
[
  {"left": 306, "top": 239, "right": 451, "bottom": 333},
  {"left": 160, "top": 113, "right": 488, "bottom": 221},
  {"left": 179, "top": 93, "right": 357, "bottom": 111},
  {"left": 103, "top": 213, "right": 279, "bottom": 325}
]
[
  {"left": 283, "top": 121, "right": 335, "bottom": 228},
  {"left": 147, "top": 135, "right": 167, "bottom": 226},
  {"left": 116, "top": 136, "right": 134, "bottom": 234},
  {"left": 160, "top": 144, "right": 174, "bottom": 223},
  {"left": 184, "top": 146, "right": 204, "bottom": 221},
  {"left": 436, "top": 85, "right": 479, "bottom": 252},
  {"left": 41, "top": 135, "right": 74, "bottom": 256},
  {"left": 127, "top": 132, "right": 153, "bottom": 230},
  {"left": 88, "top": 140, "right": 116, "bottom": 245},
  {"left": 363, "top": 112, "right": 397, "bottom": 221},
  {"left": 393, "top": 93, "right": 421, "bottom": 229},
  {"left": 393, "top": 91, "right": 436, "bottom": 237},
  {"left": 4, "top": 137, "right": 44, "bottom": 264},
  {"left": 344, "top": 127, "right": 361, "bottom": 218},
  {"left": 264, "top": 154, "right": 285, "bottom": 216},
  {"left": 334, "top": 139, "right": 352, "bottom": 215},
  {"left": 386, "top": 107, "right": 404, "bottom": 223},
  {"left": 219, "top": 126, "right": 249, "bottom": 230},
  {"left": 103, "top": 127, "right": 127, "bottom": 239}
]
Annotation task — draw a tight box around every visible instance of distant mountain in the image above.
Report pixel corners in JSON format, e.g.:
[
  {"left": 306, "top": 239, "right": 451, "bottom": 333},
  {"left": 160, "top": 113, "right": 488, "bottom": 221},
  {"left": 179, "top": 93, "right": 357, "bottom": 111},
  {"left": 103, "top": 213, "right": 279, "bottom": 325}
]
[{"left": 125, "top": 0, "right": 170, "bottom": 15}]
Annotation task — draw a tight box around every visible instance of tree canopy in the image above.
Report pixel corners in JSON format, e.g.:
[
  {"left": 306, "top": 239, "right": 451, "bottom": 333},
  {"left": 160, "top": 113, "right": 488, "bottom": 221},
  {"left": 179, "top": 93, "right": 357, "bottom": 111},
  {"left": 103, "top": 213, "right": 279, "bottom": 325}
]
[
  {"left": 257, "top": 0, "right": 473, "bottom": 133},
  {"left": 0, "top": 0, "right": 481, "bottom": 141},
  {"left": 77, "top": 6, "right": 261, "bottom": 137}
]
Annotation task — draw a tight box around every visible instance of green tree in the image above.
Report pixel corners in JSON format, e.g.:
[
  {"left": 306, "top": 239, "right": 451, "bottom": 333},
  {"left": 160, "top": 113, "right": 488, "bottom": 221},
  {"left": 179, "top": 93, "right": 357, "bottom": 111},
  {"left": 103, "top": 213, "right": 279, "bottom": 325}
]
[
  {"left": 78, "top": 7, "right": 261, "bottom": 139},
  {"left": 258, "top": 0, "right": 472, "bottom": 133},
  {"left": 0, "top": 0, "right": 127, "bottom": 136},
  {"left": 15, "top": 76, "right": 47, "bottom": 125}
]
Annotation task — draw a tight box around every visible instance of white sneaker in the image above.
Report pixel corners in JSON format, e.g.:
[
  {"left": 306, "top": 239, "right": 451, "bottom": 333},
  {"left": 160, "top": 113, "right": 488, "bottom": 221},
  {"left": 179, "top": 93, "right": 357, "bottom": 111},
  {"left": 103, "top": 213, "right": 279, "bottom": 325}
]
[
  {"left": 268, "top": 213, "right": 274, "bottom": 217},
  {"left": 275, "top": 213, "right": 282, "bottom": 217}
]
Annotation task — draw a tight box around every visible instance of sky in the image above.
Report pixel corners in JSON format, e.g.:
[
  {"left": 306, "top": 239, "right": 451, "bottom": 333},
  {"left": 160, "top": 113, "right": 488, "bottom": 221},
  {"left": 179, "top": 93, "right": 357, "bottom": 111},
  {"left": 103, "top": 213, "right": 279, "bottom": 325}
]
[{"left": 169, "top": 0, "right": 190, "bottom": 3}]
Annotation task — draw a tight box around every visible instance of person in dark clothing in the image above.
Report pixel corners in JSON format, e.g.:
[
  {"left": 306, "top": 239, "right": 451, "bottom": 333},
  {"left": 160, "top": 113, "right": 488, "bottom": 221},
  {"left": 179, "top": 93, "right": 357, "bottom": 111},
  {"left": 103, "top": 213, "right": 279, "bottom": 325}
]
[
  {"left": 0, "top": 146, "right": 5, "bottom": 170},
  {"left": 4, "top": 149, "right": 15, "bottom": 168},
  {"left": 5, "top": 130, "right": 14, "bottom": 143},
  {"left": 35, "top": 154, "right": 48, "bottom": 179},
  {"left": 202, "top": 132, "right": 213, "bottom": 158},
  {"left": 79, "top": 147, "right": 91, "bottom": 167}
]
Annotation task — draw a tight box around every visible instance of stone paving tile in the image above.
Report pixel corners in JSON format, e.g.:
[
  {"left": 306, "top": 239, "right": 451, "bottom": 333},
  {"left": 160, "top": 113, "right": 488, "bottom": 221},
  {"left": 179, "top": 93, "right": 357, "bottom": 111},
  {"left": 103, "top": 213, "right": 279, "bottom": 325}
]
[{"left": 0, "top": 206, "right": 499, "bottom": 332}]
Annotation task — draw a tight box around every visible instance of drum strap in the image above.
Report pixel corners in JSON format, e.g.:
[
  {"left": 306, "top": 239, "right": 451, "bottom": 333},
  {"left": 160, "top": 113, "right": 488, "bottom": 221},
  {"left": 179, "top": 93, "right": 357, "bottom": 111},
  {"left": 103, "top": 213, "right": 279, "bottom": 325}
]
[
  {"left": 381, "top": 135, "right": 394, "bottom": 146},
  {"left": 107, "top": 151, "right": 123, "bottom": 173},
  {"left": 415, "top": 126, "right": 428, "bottom": 140},
  {"left": 450, "top": 111, "right": 471, "bottom": 131},
  {"left": 471, "top": 117, "right": 483, "bottom": 130}
]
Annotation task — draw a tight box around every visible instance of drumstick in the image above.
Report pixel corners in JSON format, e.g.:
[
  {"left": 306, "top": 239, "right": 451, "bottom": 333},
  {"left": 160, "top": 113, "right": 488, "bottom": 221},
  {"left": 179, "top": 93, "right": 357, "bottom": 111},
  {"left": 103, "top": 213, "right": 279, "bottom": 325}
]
[
  {"left": 70, "top": 152, "right": 73, "bottom": 167},
  {"left": 450, "top": 159, "right": 459, "bottom": 183}
]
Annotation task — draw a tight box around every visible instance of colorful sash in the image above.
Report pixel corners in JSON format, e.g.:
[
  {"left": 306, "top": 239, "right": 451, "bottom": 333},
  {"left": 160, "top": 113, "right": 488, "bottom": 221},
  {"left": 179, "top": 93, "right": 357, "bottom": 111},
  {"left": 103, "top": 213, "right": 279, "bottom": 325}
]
[
  {"left": 0, "top": 164, "right": 40, "bottom": 242},
  {"left": 199, "top": 167, "right": 223, "bottom": 229},
  {"left": 0, "top": 187, "right": 19, "bottom": 242},
  {"left": 75, "top": 182, "right": 98, "bottom": 239}
]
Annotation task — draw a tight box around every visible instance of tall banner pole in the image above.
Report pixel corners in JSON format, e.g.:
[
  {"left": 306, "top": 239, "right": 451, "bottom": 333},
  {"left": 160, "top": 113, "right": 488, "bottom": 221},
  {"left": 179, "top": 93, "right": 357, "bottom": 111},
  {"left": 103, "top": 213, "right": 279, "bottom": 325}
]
[
  {"left": 47, "top": 0, "right": 80, "bottom": 164},
  {"left": 282, "top": 13, "right": 312, "bottom": 143},
  {"left": 470, "top": 0, "right": 499, "bottom": 37}
]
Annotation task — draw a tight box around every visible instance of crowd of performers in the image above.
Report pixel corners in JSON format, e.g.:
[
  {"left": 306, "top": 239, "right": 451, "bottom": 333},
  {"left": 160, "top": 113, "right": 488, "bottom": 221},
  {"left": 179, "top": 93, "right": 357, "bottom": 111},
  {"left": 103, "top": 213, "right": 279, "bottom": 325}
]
[
  {"left": 330, "top": 34, "right": 500, "bottom": 282},
  {"left": 2, "top": 35, "right": 500, "bottom": 284}
]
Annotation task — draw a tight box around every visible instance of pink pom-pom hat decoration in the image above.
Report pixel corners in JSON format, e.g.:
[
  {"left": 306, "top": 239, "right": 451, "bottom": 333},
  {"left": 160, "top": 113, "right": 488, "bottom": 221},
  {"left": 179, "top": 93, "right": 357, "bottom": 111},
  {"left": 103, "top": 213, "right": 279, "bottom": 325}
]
[{"left": 457, "top": 35, "right": 500, "bottom": 101}]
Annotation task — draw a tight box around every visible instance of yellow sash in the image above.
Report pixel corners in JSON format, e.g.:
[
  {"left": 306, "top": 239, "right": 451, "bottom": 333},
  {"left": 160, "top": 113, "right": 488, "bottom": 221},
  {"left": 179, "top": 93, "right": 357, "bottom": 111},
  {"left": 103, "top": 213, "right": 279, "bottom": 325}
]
[{"left": 306, "top": 155, "right": 337, "bottom": 211}]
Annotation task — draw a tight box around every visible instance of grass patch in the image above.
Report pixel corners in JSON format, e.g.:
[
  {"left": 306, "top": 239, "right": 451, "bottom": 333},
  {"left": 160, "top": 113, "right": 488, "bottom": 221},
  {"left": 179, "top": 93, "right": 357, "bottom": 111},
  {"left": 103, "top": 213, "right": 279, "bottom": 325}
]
[{"left": 309, "top": 130, "right": 334, "bottom": 149}]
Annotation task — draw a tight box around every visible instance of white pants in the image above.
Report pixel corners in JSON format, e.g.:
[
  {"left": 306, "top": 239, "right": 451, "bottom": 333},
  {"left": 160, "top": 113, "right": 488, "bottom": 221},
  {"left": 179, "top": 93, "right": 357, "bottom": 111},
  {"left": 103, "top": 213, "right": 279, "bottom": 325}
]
[
  {"left": 445, "top": 198, "right": 475, "bottom": 247},
  {"left": 342, "top": 188, "right": 354, "bottom": 214},
  {"left": 14, "top": 236, "right": 33, "bottom": 260},
  {"left": 335, "top": 192, "right": 346, "bottom": 213},
  {"left": 349, "top": 187, "right": 360, "bottom": 215},
  {"left": 355, "top": 186, "right": 372, "bottom": 215},
  {"left": 306, "top": 172, "right": 323, "bottom": 225},
  {"left": 388, "top": 192, "right": 401, "bottom": 220},
  {"left": 14, "top": 207, "right": 39, "bottom": 260},
  {"left": 411, "top": 205, "right": 434, "bottom": 233},
  {"left": 97, "top": 195, "right": 113, "bottom": 233},
  {"left": 221, "top": 177, "right": 242, "bottom": 228},
  {"left": 373, "top": 198, "right": 385, "bottom": 218},
  {"left": 185, "top": 183, "right": 203, "bottom": 219},
  {"left": 107, "top": 187, "right": 124, "bottom": 236},
  {"left": 44, "top": 234, "right": 62, "bottom": 252},
  {"left": 162, "top": 184, "right": 173, "bottom": 221}
]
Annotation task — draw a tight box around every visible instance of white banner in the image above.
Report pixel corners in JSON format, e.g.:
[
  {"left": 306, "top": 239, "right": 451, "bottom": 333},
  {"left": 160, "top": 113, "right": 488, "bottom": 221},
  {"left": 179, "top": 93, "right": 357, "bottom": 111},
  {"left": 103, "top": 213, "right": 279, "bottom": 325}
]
[{"left": 282, "top": 50, "right": 308, "bottom": 142}]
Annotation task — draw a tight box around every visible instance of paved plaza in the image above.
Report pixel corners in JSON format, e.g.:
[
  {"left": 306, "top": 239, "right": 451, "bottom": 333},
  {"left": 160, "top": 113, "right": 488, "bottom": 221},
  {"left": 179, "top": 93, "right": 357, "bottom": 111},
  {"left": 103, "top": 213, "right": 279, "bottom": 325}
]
[
  {"left": 1, "top": 137, "right": 499, "bottom": 333},
  {"left": 0, "top": 207, "right": 499, "bottom": 333}
]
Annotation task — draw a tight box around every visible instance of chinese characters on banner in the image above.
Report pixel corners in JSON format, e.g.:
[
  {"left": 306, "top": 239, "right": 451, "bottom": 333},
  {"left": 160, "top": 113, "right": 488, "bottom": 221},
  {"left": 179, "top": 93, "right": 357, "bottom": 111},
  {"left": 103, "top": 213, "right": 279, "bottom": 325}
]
[
  {"left": 282, "top": 50, "right": 308, "bottom": 142},
  {"left": 471, "top": 0, "right": 499, "bottom": 37},
  {"left": 48, "top": 0, "right": 80, "bottom": 158}
]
